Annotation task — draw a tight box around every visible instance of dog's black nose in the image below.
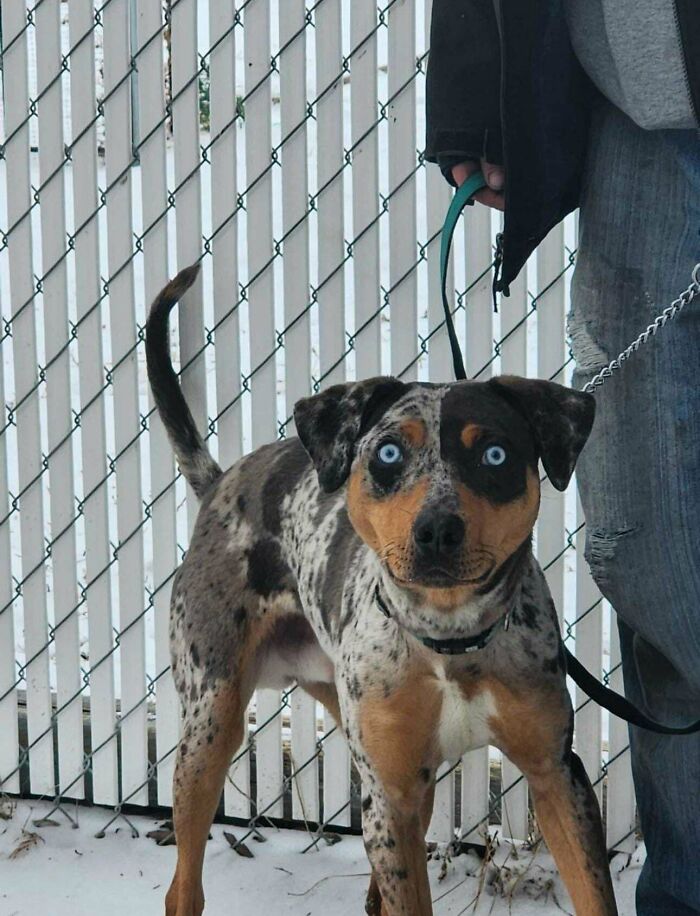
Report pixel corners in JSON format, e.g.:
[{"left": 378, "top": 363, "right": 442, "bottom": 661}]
[{"left": 413, "top": 509, "right": 465, "bottom": 557}]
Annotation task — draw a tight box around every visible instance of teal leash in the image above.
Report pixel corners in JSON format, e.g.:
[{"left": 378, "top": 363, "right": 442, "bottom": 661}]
[
  {"left": 439, "top": 173, "right": 700, "bottom": 735},
  {"left": 439, "top": 171, "right": 487, "bottom": 381}
]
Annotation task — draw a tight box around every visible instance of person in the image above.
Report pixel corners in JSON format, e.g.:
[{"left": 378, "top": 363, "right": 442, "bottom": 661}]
[{"left": 425, "top": 3, "right": 700, "bottom": 914}]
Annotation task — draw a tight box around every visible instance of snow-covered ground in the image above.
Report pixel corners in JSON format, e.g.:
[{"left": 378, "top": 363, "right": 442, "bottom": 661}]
[{"left": 0, "top": 799, "right": 642, "bottom": 915}]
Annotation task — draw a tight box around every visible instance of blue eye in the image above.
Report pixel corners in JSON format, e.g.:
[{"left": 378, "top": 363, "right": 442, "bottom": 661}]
[
  {"left": 482, "top": 445, "right": 507, "bottom": 467},
  {"left": 377, "top": 442, "right": 403, "bottom": 465}
]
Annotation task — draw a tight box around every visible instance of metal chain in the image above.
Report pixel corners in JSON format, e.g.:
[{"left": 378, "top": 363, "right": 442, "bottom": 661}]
[{"left": 583, "top": 262, "right": 700, "bottom": 394}]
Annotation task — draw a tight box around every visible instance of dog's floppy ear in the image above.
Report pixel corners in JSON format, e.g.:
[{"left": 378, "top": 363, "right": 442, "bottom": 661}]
[
  {"left": 488, "top": 376, "right": 595, "bottom": 491},
  {"left": 294, "top": 377, "right": 408, "bottom": 492}
]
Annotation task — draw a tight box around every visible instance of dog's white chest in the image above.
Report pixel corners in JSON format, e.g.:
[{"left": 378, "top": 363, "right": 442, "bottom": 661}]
[{"left": 434, "top": 666, "right": 496, "bottom": 764}]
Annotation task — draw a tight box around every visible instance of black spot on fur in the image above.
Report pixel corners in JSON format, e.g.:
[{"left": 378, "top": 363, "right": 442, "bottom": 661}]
[
  {"left": 347, "top": 673, "right": 362, "bottom": 701},
  {"left": 322, "top": 509, "right": 360, "bottom": 628},
  {"left": 246, "top": 539, "right": 291, "bottom": 597},
  {"left": 517, "top": 600, "right": 540, "bottom": 630},
  {"left": 261, "top": 440, "right": 310, "bottom": 534},
  {"left": 190, "top": 642, "right": 200, "bottom": 667},
  {"left": 294, "top": 378, "right": 410, "bottom": 492},
  {"left": 237, "top": 494, "right": 246, "bottom": 513},
  {"left": 487, "top": 377, "right": 595, "bottom": 492},
  {"left": 440, "top": 384, "right": 536, "bottom": 505},
  {"left": 362, "top": 796, "right": 372, "bottom": 812}
]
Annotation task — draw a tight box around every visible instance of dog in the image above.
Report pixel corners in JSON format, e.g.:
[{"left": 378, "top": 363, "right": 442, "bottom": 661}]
[{"left": 146, "top": 264, "right": 617, "bottom": 916}]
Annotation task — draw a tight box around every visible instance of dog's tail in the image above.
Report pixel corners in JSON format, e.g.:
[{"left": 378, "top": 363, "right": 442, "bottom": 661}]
[{"left": 145, "top": 263, "right": 222, "bottom": 498}]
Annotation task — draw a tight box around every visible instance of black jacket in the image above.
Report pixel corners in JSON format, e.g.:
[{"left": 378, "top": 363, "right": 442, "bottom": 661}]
[{"left": 425, "top": 0, "right": 700, "bottom": 291}]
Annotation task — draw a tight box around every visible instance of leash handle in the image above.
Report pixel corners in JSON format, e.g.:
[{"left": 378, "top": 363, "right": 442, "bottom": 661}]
[{"left": 440, "top": 172, "right": 487, "bottom": 381}]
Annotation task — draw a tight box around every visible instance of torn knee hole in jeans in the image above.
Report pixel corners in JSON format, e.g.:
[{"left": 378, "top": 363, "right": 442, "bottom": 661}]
[
  {"left": 585, "top": 526, "right": 639, "bottom": 587},
  {"left": 567, "top": 311, "right": 609, "bottom": 373}
]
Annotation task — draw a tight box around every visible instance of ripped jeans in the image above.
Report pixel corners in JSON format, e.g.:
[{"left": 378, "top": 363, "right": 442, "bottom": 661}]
[{"left": 571, "top": 102, "right": 700, "bottom": 915}]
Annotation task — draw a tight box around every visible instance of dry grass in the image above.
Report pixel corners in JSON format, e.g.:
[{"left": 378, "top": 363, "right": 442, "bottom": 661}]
[
  {"left": 8, "top": 828, "right": 45, "bottom": 860},
  {"left": 0, "top": 797, "right": 15, "bottom": 821}
]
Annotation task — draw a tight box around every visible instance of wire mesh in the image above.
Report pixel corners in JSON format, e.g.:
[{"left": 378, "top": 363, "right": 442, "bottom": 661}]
[{"left": 0, "top": 0, "right": 635, "bottom": 851}]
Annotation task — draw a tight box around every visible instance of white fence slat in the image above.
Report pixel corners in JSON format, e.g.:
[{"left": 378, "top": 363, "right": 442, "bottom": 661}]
[
  {"left": 498, "top": 256, "right": 529, "bottom": 841},
  {"left": 207, "top": 2, "right": 248, "bottom": 821},
  {"left": 314, "top": 4, "right": 351, "bottom": 828},
  {"left": 606, "top": 614, "right": 636, "bottom": 853},
  {"left": 256, "top": 689, "right": 284, "bottom": 819},
  {"left": 244, "top": 0, "right": 284, "bottom": 820},
  {"left": 573, "top": 495, "right": 603, "bottom": 802},
  {"left": 460, "top": 748, "right": 490, "bottom": 844},
  {"left": 210, "top": 3, "right": 242, "bottom": 466},
  {"left": 103, "top": 0, "right": 148, "bottom": 806},
  {"left": 421, "top": 0, "right": 455, "bottom": 844},
  {"left": 171, "top": 0, "right": 206, "bottom": 529},
  {"left": 425, "top": 161, "right": 452, "bottom": 381},
  {"left": 536, "top": 225, "right": 567, "bottom": 623},
  {"left": 427, "top": 762, "right": 455, "bottom": 844},
  {"left": 280, "top": 0, "right": 311, "bottom": 424},
  {"left": 2, "top": 1, "right": 54, "bottom": 795},
  {"left": 0, "top": 275, "right": 19, "bottom": 795},
  {"left": 226, "top": 713, "right": 252, "bottom": 820},
  {"left": 245, "top": 0, "right": 276, "bottom": 448},
  {"left": 291, "top": 691, "right": 319, "bottom": 824},
  {"left": 315, "top": 0, "right": 345, "bottom": 389},
  {"left": 423, "top": 0, "right": 451, "bottom": 385},
  {"left": 388, "top": 0, "right": 417, "bottom": 378},
  {"left": 322, "top": 706, "right": 350, "bottom": 828},
  {"left": 351, "top": 0, "right": 381, "bottom": 380},
  {"left": 278, "top": 1, "right": 317, "bottom": 824},
  {"left": 464, "top": 205, "right": 493, "bottom": 380},
  {"left": 424, "top": 158, "right": 455, "bottom": 842},
  {"left": 458, "top": 203, "right": 493, "bottom": 842},
  {"left": 68, "top": 0, "right": 118, "bottom": 806},
  {"left": 135, "top": 1, "right": 179, "bottom": 808},
  {"left": 36, "top": 0, "right": 84, "bottom": 799}
]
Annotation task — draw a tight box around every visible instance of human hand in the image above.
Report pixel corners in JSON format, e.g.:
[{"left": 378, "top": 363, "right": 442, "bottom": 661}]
[{"left": 452, "top": 159, "right": 505, "bottom": 211}]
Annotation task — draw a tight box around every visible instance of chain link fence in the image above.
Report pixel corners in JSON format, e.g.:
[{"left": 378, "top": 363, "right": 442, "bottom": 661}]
[{"left": 0, "top": 0, "right": 636, "bottom": 852}]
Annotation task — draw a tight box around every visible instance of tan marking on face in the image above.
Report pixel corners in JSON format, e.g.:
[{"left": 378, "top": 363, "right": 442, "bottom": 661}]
[
  {"left": 399, "top": 418, "right": 427, "bottom": 447},
  {"left": 460, "top": 423, "right": 484, "bottom": 449},
  {"left": 456, "top": 467, "right": 540, "bottom": 563},
  {"left": 359, "top": 670, "right": 442, "bottom": 807},
  {"left": 347, "top": 471, "right": 428, "bottom": 576}
]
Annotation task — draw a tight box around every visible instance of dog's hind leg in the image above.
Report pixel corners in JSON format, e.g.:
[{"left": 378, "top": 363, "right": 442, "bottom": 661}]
[{"left": 165, "top": 682, "right": 250, "bottom": 916}]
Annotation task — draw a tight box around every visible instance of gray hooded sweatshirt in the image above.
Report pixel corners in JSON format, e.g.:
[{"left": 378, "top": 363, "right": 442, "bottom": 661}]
[{"left": 566, "top": 0, "right": 698, "bottom": 129}]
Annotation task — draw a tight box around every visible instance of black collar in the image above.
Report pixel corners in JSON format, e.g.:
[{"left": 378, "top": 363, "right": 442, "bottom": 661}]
[{"left": 374, "top": 585, "right": 510, "bottom": 656}]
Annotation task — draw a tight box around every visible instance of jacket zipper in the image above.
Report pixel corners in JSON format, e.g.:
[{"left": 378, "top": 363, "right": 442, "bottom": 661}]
[
  {"left": 672, "top": 0, "right": 699, "bottom": 125},
  {"left": 492, "top": 0, "right": 511, "bottom": 304},
  {"left": 492, "top": 232, "right": 508, "bottom": 311}
]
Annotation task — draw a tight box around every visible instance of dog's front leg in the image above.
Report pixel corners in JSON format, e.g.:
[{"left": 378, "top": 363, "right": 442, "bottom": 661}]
[
  {"left": 364, "top": 782, "right": 436, "bottom": 916},
  {"left": 491, "top": 684, "right": 617, "bottom": 916},
  {"left": 343, "top": 673, "right": 441, "bottom": 916},
  {"left": 361, "top": 785, "right": 433, "bottom": 916}
]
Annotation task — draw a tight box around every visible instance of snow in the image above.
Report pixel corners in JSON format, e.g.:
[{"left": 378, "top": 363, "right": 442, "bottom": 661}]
[{"left": 0, "top": 800, "right": 642, "bottom": 915}]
